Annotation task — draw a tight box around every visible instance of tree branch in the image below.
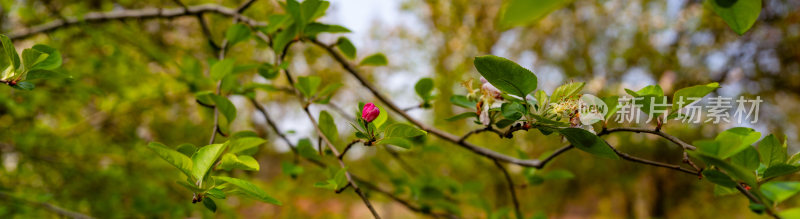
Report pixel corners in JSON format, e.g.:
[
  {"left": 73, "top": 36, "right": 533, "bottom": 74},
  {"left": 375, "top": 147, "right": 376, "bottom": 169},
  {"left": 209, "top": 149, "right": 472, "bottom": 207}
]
[
  {"left": 0, "top": 191, "right": 94, "bottom": 219},
  {"left": 8, "top": 4, "right": 266, "bottom": 40},
  {"left": 492, "top": 159, "right": 522, "bottom": 219}
]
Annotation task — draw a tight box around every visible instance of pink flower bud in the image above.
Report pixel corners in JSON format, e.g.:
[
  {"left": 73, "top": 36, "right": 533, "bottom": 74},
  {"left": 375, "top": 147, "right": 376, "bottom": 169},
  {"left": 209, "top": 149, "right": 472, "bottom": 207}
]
[{"left": 361, "top": 103, "right": 380, "bottom": 123}]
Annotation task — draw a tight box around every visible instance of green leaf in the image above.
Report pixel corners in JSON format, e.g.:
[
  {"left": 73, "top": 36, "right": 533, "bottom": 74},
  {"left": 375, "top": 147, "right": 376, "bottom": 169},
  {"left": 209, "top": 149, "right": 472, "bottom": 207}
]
[
  {"left": 671, "top": 82, "right": 720, "bottom": 113},
  {"left": 715, "top": 127, "right": 761, "bottom": 159},
  {"left": 333, "top": 167, "right": 348, "bottom": 189},
  {"left": 730, "top": 146, "right": 760, "bottom": 171},
  {"left": 702, "top": 169, "right": 738, "bottom": 188},
  {"left": 0, "top": 34, "right": 20, "bottom": 70},
  {"left": 215, "top": 176, "right": 281, "bottom": 205},
  {"left": 446, "top": 112, "right": 477, "bottom": 122},
  {"left": 304, "top": 23, "right": 350, "bottom": 37},
  {"left": 779, "top": 208, "right": 800, "bottom": 218},
  {"left": 758, "top": 134, "right": 787, "bottom": 168},
  {"left": 763, "top": 164, "right": 800, "bottom": 179},
  {"left": 625, "top": 85, "right": 667, "bottom": 116},
  {"left": 11, "top": 81, "right": 34, "bottom": 90},
  {"left": 550, "top": 82, "right": 584, "bottom": 102},
  {"left": 297, "top": 138, "right": 322, "bottom": 161},
  {"left": 473, "top": 55, "right": 537, "bottom": 97},
  {"left": 385, "top": 123, "right": 427, "bottom": 138},
  {"left": 206, "top": 188, "right": 226, "bottom": 199},
  {"left": 359, "top": 53, "right": 388, "bottom": 66},
  {"left": 272, "top": 23, "right": 298, "bottom": 53},
  {"left": 336, "top": 37, "right": 356, "bottom": 59},
  {"left": 707, "top": 0, "right": 762, "bottom": 35},
  {"left": 313, "top": 83, "right": 343, "bottom": 104},
  {"left": 501, "top": 102, "right": 525, "bottom": 121},
  {"left": 714, "top": 185, "right": 738, "bottom": 196},
  {"left": 25, "top": 69, "right": 62, "bottom": 80},
  {"left": 30, "top": 44, "right": 61, "bottom": 70},
  {"left": 211, "top": 94, "right": 237, "bottom": 125},
  {"left": 626, "top": 85, "right": 663, "bottom": 97},
  {"left": 257, "top": 63, "right": 279, "bottom": 79},
  {"left": 281, "top": 161, "right": 304, "bottom": 177},
  {"left": 147, "top": 142, "right": 194, "bottom": 179},
  {"left": 559, "top": 128, "right": 619, "bottom": 160},
  {"left": 176, "top": 143, "right": 198, "bottom": 157},
  {"left": 450, "top": 95, "right": 477, "bottom": 109},
  {"left": 689, "top": 151, "right": 757, "bottom": 186},
  {"left": 319, "top": 110, "right": 338, "bottom": 143},
  {"left": 218, "top": 153, "right": 260, "bottom": 171},
  {"left": 203, "top": 198, "right": 217, "bottom": 212},
  {"left": 297, "top": 76, "right": 322, "bottom": 98},
  {"left": 227, "top": 137, "right": 266, "bottom": 155},
  {"left": 415, "top": 78, "right": 434, "bottom": 101},
  {"left": 500, "top": 0, "right": 573, "bottom": 27},
  {"left": 191, "top": 144, "right": 227, "bottom": 183},
  {"left": 379, "top": 137, "right": 412, "bottom": 149},
  {"left": 21, "top": 48, "right": 48, "bottom": 73},
  {"left": 761, "top": 181, "right": 800, "bottom": 204},
  {"left": 300, "top": 0, "right": 324, "bottom": 23},
  {"left": 313, "top": 180, "right": 338, "bottom": 190},
  {"left": 372, "top": 104, "right": 388, "bottom": 129},
  {"left": 225, "top": 23, "right": 252, "bottom": 47},
  {"left": 210, "top": 59, "right": 235, "bottom": 81}
]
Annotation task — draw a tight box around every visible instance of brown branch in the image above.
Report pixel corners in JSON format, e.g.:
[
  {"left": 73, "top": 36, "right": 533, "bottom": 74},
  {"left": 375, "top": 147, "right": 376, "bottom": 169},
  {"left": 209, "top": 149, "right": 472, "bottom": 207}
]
[
  {"left": 492, "top": 159, "right": 522, "bottom": 219},
  {"left": 736, "top": 183, "right": 781, "bottom": 219},
  {"left": 599, "top": 127, "right": 696, "bottom": 150},
  {"left": 603, "top": 140, "right": 699, "bottom": 175},
  {"left": 171, "top": 0, "right": 220, "bottom": 50},
  {"left": 8, "top": 4, "right": 266, "bottom": 40},
  {"left": 338, "top": 139, "right": 362, "bottom": 160},
  {"left": 0, "top": 191, "right": 94, "bottom": 219}
]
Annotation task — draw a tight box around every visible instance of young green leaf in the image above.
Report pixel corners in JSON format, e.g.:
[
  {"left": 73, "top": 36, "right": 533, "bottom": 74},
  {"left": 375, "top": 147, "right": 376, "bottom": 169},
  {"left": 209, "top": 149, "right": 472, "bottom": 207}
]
[
  {"left": 191, "top": 143, "right": 227, "bottom": 183},
  {"left": 30, "top": 44, "right": 61, "bottom": 70},
  {"left": 359, "top": 53, "right": 388, "bottom": 66},
  {"left": 715, "top": 127, "right": 761, "bottom": 159},
  {"left": 218, "top": 153, "right": 260, "bottom": 171},
  {"left": 385, "top": 123, "right": 426, "bottom": 138},
  {"left": 21, "top": 48, "right": 48, "bottom": 73},
  {"left": 473, "top": 55, "right": 537, "bottom": 97},
  {"left": 379, "top": 137, "right": 412, "bottom": 149},
  {"left": 227, "top": 137, "right": 266, "bottom": 155},
  {"left": 761, "top": 181, "right": 800, "bottom": 204},
  {"left": 211, "top": 94, "right": 237, "bottom": 125},
  {"left": 730, "top": 146, "right": 760, "bottom": 171},
  {"left": 215, "top": 176, "right": 281, "bottom": 205},
  {"left": 0, "top": 34, "right": 20, "bottom": 70},
  {"left": 501, "top": 102, "right": 525, "bottom": 121},
  {"left": 500, "top": 0, "right": 573, "bottom": 27},
  {"left": 336, "top": 37, "right": 356, "bottom": 59},
  {"left": 372, "top": 104, "right": 388, "bottom": 128},
  {"left": 147, "top": 142, "right": 194, "bottom": 179},
  {"left": 319, "top": 110, "right": 338, "bottom": 143},
  {"left": 206, "top": 188, "right": 226, "bottom": 199},
  {"left": 297, "top": 138, "right": 322, "bottom": 161},
  {"left": 671, "top": 82, "right": 720, "bottom": 113},
  {"left": 225, "top": 23, "right": 252, "bottom": 47},
  {"left": 758, "top": 134, "right": 787, "bottom": 168},
  {"left": 176, "top": 143, "right": 198, "bottom": 157},
  {"left": 450, "top": 95, "right": 477, "bottom": 109},
  {"left": 707, "top": 0, "right": 762, "bottom": 35},
  {"left": 210, "top": 59, "right": 235, "bottom": 81},
  {"left": 446, "top": 112, "right": 478, "bottom": 122},
  {"left": 550, "top": 82, "right": 584, "bottom": 102},
  {"left": 559, "top": 128, "right": 619, "bottom": 160},
  {"left": 415, "top": 78, "right": 434, "bottom": 101},
  {"left": 297, "top": 76, "right": 322, "bottom": 98}
]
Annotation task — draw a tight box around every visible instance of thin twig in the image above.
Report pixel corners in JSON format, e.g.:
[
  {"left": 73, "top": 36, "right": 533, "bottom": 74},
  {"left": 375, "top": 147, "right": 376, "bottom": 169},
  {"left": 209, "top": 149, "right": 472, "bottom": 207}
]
[
  {"left": 492, "top": 159, "right": 522, "bottom": 219},
  {"left": 0, "top": 191, "right": 94, "bottom": 219},
  {"left": 338, "top": 139, "right": 362, "bottom": 159},
  {"left": 9, "top": 4, "right": 266, "bottom": 40}
]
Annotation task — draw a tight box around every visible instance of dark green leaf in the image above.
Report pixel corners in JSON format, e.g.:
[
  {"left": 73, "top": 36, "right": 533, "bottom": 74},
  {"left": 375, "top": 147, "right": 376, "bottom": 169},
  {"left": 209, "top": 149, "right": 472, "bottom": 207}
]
[
  {"left": 30, "top": 44, "right": 61, "bottom": 70},
  {"left": 559, "top": 128, "right": 619, "bottom": 160},
  {"left": 707, "top": 0, "right": 762, "bottom": 35},
  {"left": 11, "top": 81, "right": 34, "bottom": 90},
  {"left": 689, "top": 151, "right": 757, "bottom": 186},
  {"left": 359, "top": 53, "right": 388, "bottom": 66},
  {"left": 176, "top": 143, "right": 198, "bottom": 157},
  {"left": 203, "top": 198, "right": 217, "bottom": 212},
  {"left": 304, "top": 23, "right": 350, "bottom": 37},
  {"left": 415, "top": 78, "right": 435, "bottom": 101},
  {"left": 501, "top": 102, "right": 525, "bottom": 121},
  {"left": 216, "top": 176, "right": 281, "bottom": 205},
  {"left": 702, "top": 169, "right": 738, "bottom": 188},
  {"left": 473, "top": 55, "right": 537, "bottom": 97},
  {"left": 763, "top": 164, "right": 800, "bottom": 179},
  {"left": 297, "top": 138, "right": 322, "bottom": 161},
  {"left": 21, "top": 48, "right": 47, "bottom": 72},
  {"left": 336, "top": 37, "right": 356, "bottom": 59}
]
